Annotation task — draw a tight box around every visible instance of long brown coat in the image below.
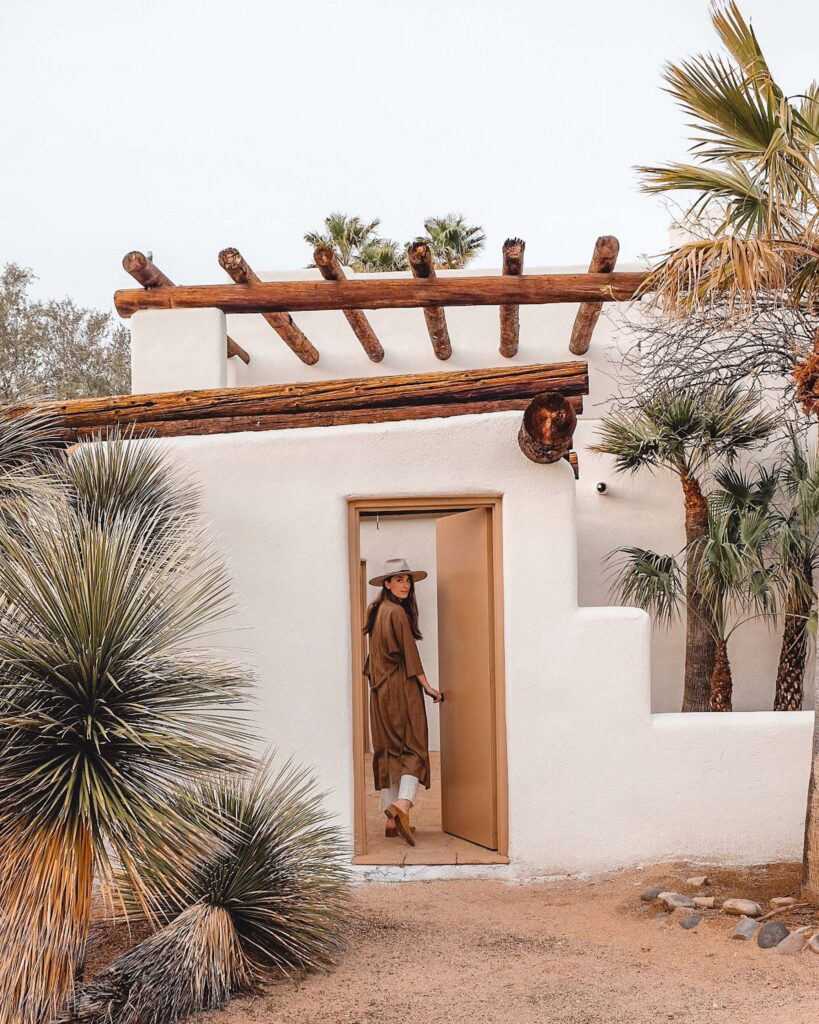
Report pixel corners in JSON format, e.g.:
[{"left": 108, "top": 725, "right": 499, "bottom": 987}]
[{"left": 365, "top": 598, "right": 430, "bottom": 791}]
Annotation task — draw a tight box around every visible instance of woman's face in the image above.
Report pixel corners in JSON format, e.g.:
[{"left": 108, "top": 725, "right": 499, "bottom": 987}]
[{"left": 385, "top": 574, "right": 411, "bottom": 600}]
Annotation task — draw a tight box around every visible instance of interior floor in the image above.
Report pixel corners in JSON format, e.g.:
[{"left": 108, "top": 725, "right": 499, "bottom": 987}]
[{"left": 353, "top": 751, "right": 508, "bottom": 866}]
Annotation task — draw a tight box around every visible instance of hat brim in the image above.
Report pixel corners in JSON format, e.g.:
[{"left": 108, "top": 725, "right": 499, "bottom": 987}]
[{"left": 368, "top": 569, "right": 428, "bottom": 587}]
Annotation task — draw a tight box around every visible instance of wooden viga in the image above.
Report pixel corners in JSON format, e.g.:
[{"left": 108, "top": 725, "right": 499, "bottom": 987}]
[{"left": 517, "top": 393, "right": 578, "bottom": 465}]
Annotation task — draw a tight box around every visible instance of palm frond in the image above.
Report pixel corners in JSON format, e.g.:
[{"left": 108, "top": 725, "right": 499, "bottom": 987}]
[{"left": 605, "top": 546, "right": 683, "bottom": 627}]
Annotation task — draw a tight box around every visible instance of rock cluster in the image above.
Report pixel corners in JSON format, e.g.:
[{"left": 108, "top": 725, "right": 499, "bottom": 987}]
[{"left": 640, "top": 877, "right": 819, "bottom": 956}]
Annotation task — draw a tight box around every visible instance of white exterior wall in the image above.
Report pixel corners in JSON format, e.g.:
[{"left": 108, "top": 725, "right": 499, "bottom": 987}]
[
  {"left": 127, "top": 264, "right": 803, "bottom": 712},
  {"left": 148, "top": 415, "right": 812, "bottom": 877}
]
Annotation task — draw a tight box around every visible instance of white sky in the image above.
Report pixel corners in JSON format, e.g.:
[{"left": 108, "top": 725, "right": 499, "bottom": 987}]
[{"left": 1, "top": 0, "right": 818, "bottom": 314}]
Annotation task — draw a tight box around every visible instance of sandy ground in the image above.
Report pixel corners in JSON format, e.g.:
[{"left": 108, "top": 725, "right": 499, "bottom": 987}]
[{"left": 190, "top": 862, "right": 819, "bottom": 1024}]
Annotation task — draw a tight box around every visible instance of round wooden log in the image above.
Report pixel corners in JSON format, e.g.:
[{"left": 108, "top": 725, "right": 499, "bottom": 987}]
[
  {"left": 569, "top": 235, "right": 620, "bottom": 356},
  {"left": 218, "top": 247, "right": 318, "bottom": 365},
  {"left": 123, "top": 251, "right": 250, "bottom": 364},
  {"left": 312, "top": 246, "right": 384, "bottom": 362},
  {"left": 500, "top": 237, "right": 525, "bottom": 358},
  {"left": 517, "top": 392, "right": 577, "bottom": 464},
  {"left": 408, "top": 242, "right": 452, "bottom": 360},
  {"left": 122, "top": 251, "right": 174, "bottom": 290}
]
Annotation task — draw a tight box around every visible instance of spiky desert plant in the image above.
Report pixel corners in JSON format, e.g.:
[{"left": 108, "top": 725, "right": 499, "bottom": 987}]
[
  {"left": 59, "top": 431, "right": 198, "bottom": 545},
  {"left": 65, "top": 759, "right": 350, "bottom": 1024},
  {"left": 0, "top": 405, "right": 59, "bottom": 535},
  {"left": 0, "top": 499, "right": 251, "bottom": 1024}
]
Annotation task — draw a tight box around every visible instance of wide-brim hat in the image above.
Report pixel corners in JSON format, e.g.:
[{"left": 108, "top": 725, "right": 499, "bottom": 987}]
[{"left": 369, "top": 557, "right": 428, "bottom": 588}]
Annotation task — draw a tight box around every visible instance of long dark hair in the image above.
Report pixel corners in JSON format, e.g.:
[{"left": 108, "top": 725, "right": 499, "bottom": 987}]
[{"left": 363, "top": 578, "right": 423, "bottom": 640}]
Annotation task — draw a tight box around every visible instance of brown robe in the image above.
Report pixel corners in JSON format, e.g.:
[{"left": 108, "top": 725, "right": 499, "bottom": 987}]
[{"left": 365, "top": 597, "right": 430, "bottom": 791}]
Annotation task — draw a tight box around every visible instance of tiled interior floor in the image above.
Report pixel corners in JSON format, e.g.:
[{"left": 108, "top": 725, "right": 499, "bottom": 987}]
[{"left": 353, "top": 751, "right": 508, "bottom": 866}]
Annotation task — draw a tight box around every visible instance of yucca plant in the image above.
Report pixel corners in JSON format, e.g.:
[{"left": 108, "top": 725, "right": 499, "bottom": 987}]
[
  {"left": 608, "top": 466, "right": 776, "bottom": 711},
  {"left": 593, "top": 385, "right": 776, "bottom": 710},
  {"left": 0, "top": 406, "right": 59, "bottom": 537},
  {"left": 64, "top": 759, "right": 351, "bottom": 1024},
  {"left": 60, "top": 431, "right": 198, "bottom": 545},
  {"left": 0, "top": 464, "right": 251, "bottom": 1023}
]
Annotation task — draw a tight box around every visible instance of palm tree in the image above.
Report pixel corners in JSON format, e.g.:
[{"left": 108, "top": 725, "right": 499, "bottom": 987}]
[
  {"left": 637, "top": 2, "right": 819, "bottom": 317},
  {"left": 65, "top": 759, "right": 350, "bottom": 1024},
  {"left": 592, "top": 386, "right": 776, "bottom": 711},
  {"left": 420, "top": 214, "right": 486, "bottom": 269},
  {"left": 766, "top": 438, "right": 819, "bottom": 710},
  {"left": 637, "top": 0, "right": 819, "bottom": 899},
  {"left": 0, "top": 446, "right": 251, "bottom": 1023},
  {"left": 353, "top": 238, "right": 409, "bottom": 273},
  {"left": 304, "top": 213, "right": 381, "bottom": 268},
  {"left": 609, "top": 466, "right": 775, "bottom": 712}
]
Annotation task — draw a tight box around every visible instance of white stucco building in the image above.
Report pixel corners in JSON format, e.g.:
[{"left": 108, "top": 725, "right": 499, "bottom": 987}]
[{"left": 120, "top": 261, "right": 813, "bottom": 879}]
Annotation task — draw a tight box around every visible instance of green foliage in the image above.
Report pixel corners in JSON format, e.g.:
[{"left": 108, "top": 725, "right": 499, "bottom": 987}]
[
  {"left": 592, "top": 385, "right": 777, "bottom": 479},
  {"left": 305, "top": 211, "right": 485, "bottom": 271},
  {"left": 66, "top": 759, "right": 351, "bottom": 1024},
  {"left": 0, "top": 263, "right": 130, "bottom": 400}
]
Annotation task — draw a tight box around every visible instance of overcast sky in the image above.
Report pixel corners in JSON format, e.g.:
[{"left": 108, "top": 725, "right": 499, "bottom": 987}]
[{"left": 1, "top": 0, "right": 818, "bottom": 314}]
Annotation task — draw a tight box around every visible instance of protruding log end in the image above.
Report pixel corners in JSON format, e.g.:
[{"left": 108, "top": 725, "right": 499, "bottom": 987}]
[
  {"left": 313, "top": 245, "right": 343, "bottom": 279},
  {"left": 218, "top": 246, "right": 253, "bottom": 284},
  {"left": 589, "top": 235, "right": 620, "bottom": 274},
  {"left": 122, "top": 251, "right": 174, "bottom": 290},
  {"left": 408, "top": 241, "right": 435, "bottom": 279},
  {"left": 502, "top": 238, "right": 525, "bottom": 276},
  {"left": 518, "top": 392, "right": 577, "bottom": 464}
]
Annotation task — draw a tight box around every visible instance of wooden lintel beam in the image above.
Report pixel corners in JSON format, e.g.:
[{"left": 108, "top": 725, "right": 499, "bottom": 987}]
[
  {"left": 568, "top": 235, "right": 620, "bottom": 355},
  {"left": 218, "top": 248, "right": 319, "bottom": 365},
  {"left": 499, "top": 238, "right": 524, "bottom": 358},
  {"left": 122, "top": 251, "right": 250, "bottom": 364},
  {"left": 21, "top": 361, "right": 588, "bottom": 442},
  {"left": 313, "top": 246, "right": 384, "bottom": 362},
  {"left": 407, "top": 242, "right": 452, "bottom": 359},
  {"left": 114, "top": 270, "right": 646, "bottom": 318}
]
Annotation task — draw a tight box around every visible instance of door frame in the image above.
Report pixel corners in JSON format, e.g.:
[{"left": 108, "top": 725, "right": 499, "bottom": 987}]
[{"left": 347, "top": 494, "right": 508, "bottom": 859}]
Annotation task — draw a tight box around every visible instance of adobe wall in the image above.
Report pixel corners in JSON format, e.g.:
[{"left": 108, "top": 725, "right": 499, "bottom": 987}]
[
  {"left": 144, "top": 414, "right": 813, "bottom": 878},
  {"left": 128, "top": 264, "right": 802, "bottom": 712}
]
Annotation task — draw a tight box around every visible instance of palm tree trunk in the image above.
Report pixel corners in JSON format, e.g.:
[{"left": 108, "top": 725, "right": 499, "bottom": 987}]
[
  {"left": 709, "top": 636, "right": 733, "bottom": 711},
  {"left": 774, "top": 570, "right": 813, "bottom": 711},
  {"left": 801, "top": 631, "right": 819, "bottom": 899},
  {"left": 681, "top": 474, "right": 717, "bottom": 712}
]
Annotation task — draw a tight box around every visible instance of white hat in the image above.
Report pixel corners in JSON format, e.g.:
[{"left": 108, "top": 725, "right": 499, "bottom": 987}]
[{"left": 368, "top": 557, "right": 428, "bottom": 587}]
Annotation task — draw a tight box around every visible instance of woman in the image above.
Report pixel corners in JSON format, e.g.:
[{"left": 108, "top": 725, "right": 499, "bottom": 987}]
[{"left": 364, "top": 557, "right": 443, "bottom": 846}]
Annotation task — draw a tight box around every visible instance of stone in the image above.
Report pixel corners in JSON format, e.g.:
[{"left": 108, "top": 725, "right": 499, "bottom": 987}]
[
  {"left": 757, "top": 921, "right": 790, "bottom": 949},
  {"left": 807, "top": 933, "right": 819, "bottom": 954},
  {"left": 770, "top": 897, "right": 798, "bottom": 908},
  {"left": 693, "top": 897, "right": 715, "bottom": 909},
  {"left": 658, "top": 892, "right": 696, "bottom": 911},
  {"left": 776, "top": 927, "right": 810, "bottom": 955},
  {"left": 731, "top": 916, "right": 759, "bottom": 940},
  {"left": 686, "top": 876, "right": 710, "bottom": 887},
  {"left": 722, "top": 899, "right": 763, "bottom": 918},
  {"left": 680, "top": 914, "right": 702, "bottom": 930},
  {"left": 640, "top": 885, "right": 666, "bottom": 902}
]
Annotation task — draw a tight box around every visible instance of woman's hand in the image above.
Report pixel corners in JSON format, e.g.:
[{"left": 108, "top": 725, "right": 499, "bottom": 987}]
[{"left": 424, "top": 686, "right": 444, "bottom": 703}]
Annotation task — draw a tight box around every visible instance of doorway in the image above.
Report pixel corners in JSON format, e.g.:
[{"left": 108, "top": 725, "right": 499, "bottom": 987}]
[{"left": 347, "top": 496, "right": 508, "bottom": 866}]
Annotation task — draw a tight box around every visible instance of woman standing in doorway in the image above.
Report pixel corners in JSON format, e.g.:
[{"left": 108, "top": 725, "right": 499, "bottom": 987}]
[{"left": 364, "top": 557, "right": 443, "bottom": 846}]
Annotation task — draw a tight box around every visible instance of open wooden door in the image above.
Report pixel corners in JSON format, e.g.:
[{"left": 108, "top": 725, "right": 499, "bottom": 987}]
[{"left": 436, "top": 507, "right": 497, "bottom": 849}]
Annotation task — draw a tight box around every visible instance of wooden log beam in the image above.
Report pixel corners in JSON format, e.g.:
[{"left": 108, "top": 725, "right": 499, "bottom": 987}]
[
  {"left": 407, "top": 242, "right": 452, "bottom": 359},
  {"left": 21, "top": 361, "right": 588, "bottom": 442},
  {"left": 517, "top": 392, "right": 577, "bottom": 464},
  {"left": 499, "top": 238, "right": 524, "bottom": 358},
  {"left": 312, "top": 246, "right": 384, "bottom": 362},
  {"left": 218, "top": 247, "right": 319, "bottom": 365},
  {"left": 568, "top": 235, "right": 620, "bottom": 356},
  {"left": 114, "top": 270, "right": 646, "bottom": 318},
  {"left": 122, "top": 251, "right": 250, "bottom": 364}
]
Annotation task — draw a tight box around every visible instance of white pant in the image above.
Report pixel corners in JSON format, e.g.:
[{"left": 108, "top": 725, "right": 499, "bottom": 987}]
[{"left": 379, "top": 774, "right": 419, "bottom": 810}]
